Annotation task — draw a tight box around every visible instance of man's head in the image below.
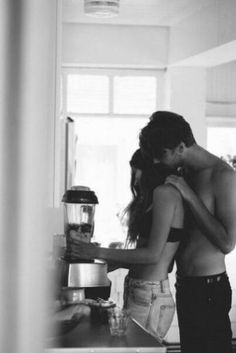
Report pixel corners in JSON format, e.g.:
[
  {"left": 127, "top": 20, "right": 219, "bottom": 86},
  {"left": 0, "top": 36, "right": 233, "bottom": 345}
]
[
  {"left": 129, "top": 148, "right": 179, "bottom": 196},
  {"left": 139, "top": 111, "right": 196, "bottom": 168}
]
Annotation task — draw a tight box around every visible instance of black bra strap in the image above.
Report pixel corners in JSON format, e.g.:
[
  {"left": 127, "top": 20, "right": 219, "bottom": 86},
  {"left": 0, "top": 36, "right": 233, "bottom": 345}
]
[{"left": 167, "top": 227, "right": 184, "bottom": 242}]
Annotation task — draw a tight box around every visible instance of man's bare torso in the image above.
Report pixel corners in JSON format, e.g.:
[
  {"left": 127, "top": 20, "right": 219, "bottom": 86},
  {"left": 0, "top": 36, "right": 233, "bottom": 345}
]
[{"left": 176, "top": 158, "right": 232, "bottom": 276}]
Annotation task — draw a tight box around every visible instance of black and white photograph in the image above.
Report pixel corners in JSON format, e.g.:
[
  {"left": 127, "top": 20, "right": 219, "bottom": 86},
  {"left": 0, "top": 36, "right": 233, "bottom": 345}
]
[{"left": 1, "top": 1, "right": 236, "bottom": 352}]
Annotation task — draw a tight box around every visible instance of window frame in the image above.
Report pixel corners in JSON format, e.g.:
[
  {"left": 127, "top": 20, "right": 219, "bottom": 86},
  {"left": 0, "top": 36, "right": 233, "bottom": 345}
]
[{"left": 62, "top": 67, "right": 163, "bottom": 119}]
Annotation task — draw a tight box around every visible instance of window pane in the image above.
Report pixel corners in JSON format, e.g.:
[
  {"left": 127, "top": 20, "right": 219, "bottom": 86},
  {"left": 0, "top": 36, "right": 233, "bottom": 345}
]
[
  {"left": 113, "top": 76, "right": 156, "bottom": 114},
  {"left": 67, "top": 75, "right": 109, "bottom": 113}
]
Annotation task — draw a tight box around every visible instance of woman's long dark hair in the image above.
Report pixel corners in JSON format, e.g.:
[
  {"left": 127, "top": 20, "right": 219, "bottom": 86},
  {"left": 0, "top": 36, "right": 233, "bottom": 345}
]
[{"left": 124, "top": 149, "right": 178, "bottom": 245}]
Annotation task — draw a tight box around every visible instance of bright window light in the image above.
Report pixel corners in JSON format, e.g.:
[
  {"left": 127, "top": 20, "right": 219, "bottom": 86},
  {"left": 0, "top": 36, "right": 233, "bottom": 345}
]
[
  {"left": 207, "top": 127, "right": 236, "bottom": 158},
  {"left": 67, "top": 75, "right": 109, "bottom": 113},
  {"left": 73, "top": 117, "right": 148, "bottom": 246},
  {"left": 113, "top": 76, "right": 156, "bottom": 114}
]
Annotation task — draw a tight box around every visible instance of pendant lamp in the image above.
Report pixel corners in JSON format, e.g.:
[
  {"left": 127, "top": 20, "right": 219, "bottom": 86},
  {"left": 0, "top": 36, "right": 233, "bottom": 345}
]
[{"left": 84, "top": 0, "right": 120, "bottom": 18}]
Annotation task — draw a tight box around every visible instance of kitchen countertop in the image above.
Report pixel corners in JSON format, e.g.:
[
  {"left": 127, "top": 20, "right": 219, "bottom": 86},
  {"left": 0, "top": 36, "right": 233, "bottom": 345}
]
[{"left": 46, "top": 314, "right": 166, "bottom": 353}]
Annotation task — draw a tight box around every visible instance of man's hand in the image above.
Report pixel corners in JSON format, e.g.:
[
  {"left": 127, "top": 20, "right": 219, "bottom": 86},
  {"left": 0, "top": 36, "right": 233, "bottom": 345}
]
[{"left": 165, "top": 175, "right": 194, "bottom": 202}]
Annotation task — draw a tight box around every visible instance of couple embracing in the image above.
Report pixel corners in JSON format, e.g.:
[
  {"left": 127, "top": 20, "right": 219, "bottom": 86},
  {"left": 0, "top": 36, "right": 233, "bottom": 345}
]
[{"left": 68, "top": 111, "right": 236, "bottom": 353}]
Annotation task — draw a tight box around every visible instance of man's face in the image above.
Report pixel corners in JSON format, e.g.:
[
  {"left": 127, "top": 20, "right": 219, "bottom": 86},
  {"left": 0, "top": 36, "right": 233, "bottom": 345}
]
[{"left": 154, "top": 148, "right": 182, "bottom": 169}]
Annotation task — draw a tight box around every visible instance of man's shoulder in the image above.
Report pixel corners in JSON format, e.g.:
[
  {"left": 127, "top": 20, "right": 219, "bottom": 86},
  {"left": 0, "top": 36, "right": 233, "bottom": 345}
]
[
  {"left": 212, "top": 158, "right": 234, "bottom": 175},
  {"left": 212, "top": 160, "right": 236, "bottom": 187}
]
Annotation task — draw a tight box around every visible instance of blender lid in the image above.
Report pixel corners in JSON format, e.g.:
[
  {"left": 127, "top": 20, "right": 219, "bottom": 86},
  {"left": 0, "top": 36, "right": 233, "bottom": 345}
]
[{"left": 62, "top": 186, "right": 98, "bottom": 204}]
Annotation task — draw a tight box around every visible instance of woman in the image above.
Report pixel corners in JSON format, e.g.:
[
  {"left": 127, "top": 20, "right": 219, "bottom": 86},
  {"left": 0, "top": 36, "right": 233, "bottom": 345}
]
[{"left": 68, "top": 149, "right": 185, "bottom": 341}]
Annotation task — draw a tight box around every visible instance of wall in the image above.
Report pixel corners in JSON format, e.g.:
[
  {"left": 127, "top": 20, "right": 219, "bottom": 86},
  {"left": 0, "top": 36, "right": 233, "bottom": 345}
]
[
  {"left": 169, "top": 0, "right": 236, "bottom": 65},
  {"left": 0, "top": 0, "right": 58, "bottom": 352},
  {"left": 165, "top": 66, "right": 207, "bottom": 147},
  {"left": 62, "top": 24, "right": 169, "bottom": 68}
]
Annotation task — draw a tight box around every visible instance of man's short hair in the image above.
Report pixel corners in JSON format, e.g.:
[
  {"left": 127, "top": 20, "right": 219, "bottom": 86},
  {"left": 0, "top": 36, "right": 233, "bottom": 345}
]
[{"left": 139, "top": 111, "right": 196, "bottom": 159}]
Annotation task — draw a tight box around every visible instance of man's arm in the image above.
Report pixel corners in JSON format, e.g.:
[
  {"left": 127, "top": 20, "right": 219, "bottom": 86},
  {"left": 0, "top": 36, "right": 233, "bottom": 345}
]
[
  {"left": 213, "top": 169, "right": 236, "bottom": 253},
  {"left": 166, "top": 170, "right": 236, "bottom": 254}
]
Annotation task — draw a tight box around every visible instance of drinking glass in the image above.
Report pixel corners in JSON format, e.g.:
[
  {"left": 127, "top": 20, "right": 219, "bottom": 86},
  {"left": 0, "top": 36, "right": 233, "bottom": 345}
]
[{"left": 108, "top": 307, "right": 130, "bottom": 336}]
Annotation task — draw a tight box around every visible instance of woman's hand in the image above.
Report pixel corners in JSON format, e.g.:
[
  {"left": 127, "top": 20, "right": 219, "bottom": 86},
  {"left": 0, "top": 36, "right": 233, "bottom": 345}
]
[
  {"left": 67, "top": 235, "right": 98, "bottom": 260},
  {"left": 165, "top": 175, "right": 195, "bottom": 202}
]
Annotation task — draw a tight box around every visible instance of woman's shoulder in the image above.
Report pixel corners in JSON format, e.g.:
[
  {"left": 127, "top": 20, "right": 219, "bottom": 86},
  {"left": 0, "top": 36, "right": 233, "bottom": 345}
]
[{"left": 153, "top": 183, "right": 182, "bottom": 203}]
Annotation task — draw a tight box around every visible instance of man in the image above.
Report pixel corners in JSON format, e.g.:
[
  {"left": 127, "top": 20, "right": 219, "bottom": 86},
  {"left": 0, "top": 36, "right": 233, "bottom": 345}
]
[{"left": 139, "top": 111, "right": 236, "bottom": 353}]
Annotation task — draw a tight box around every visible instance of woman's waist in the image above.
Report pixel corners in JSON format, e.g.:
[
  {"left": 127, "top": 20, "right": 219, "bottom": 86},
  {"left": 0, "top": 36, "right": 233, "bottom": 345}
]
[
  {"left": 126, "top": 271, "right": 170, "bottom": 293},
  {"left": 129, "top": 263, "right": 169, "bottom": 281}
]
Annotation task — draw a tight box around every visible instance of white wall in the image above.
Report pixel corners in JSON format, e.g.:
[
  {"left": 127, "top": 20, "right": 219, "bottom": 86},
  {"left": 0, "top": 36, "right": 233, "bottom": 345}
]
[
  {"left": 165, "top": 67, "right": 207, "bottom": 147},
  {"left": 62, "top": 24, "right": 169, "bottom": 67},
  {"left": 0, "top": 1, "right": 58, "bottom": 352},
  {"left": 169, "top": 0, "right": 236, "bottom": 65}
]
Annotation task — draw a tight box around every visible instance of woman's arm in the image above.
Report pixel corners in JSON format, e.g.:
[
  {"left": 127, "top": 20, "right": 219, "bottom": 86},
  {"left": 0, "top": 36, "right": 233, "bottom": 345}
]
[
  {"left": 107, "top": 261, "right": 130, "bottom": 272},
  {"left": 69, "top": 185, "right": 178, "bottom": 265}
]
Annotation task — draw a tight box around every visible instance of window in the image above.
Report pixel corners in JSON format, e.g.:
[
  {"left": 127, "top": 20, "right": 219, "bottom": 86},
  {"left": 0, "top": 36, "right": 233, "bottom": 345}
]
[
  {"left": 113, "top": 76, "right": 156, "bottom": 114},
  {"left": 207, "top": 122, "right": 236, "bottom": 169},
  {"left": 63, "top": 68, "right": 161, "bottom": 245},
  {"left": 67, "top": 75, "right": 109, "bottom": 114},
  {"left": 64, "top": 69, "right": 158, "bottom": 116}
]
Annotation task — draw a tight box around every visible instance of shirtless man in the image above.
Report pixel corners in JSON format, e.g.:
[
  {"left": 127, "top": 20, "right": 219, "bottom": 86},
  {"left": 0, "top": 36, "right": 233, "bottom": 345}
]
[{"left": 139, "top": 111, "right": 236, "bottom": 353}]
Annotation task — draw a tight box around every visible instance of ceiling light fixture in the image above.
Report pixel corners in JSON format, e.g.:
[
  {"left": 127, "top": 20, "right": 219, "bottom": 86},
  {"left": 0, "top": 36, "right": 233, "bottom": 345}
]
[{"left": 84, "top": 0, "right": 120, "bottom": 18}]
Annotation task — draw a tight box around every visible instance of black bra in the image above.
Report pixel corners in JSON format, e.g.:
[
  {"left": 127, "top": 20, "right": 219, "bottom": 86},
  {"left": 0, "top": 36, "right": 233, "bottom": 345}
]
[
  {"left": 167, "top": 227, "right": 184, "bottom": 242},
  {"left": 139, "top": 210, "right": 184, "bottom": 243}
]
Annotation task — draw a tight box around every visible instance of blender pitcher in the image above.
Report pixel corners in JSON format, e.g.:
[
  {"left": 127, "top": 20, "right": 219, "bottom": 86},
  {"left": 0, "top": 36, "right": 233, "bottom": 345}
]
[
  {"left": 58, "top": 186, "right": 110, "bottom": 302},
  {"left": 62, "top": 186, "right": 98, "bottom": 259}
]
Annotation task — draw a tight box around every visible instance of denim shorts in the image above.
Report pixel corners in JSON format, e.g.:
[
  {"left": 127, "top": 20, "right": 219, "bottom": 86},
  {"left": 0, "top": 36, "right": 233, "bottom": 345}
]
[{"left": 123, "top": 275, "right": 175, "bottom": 341}]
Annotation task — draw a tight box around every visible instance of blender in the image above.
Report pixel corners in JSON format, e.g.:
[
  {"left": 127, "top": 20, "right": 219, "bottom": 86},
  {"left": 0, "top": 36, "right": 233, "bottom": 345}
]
[
  {"left": 63, "top": 185, "right": 98, "bottom": 261},
  {"left": 56, "top": 186, "right": 110, "bottom": 304}
]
